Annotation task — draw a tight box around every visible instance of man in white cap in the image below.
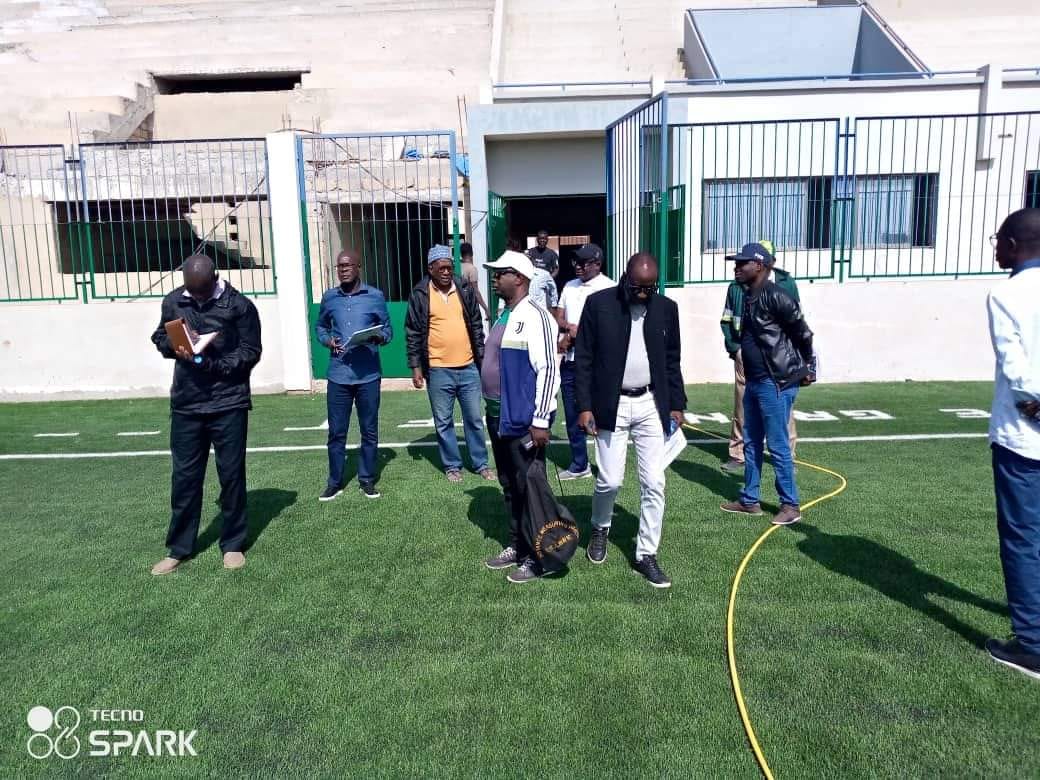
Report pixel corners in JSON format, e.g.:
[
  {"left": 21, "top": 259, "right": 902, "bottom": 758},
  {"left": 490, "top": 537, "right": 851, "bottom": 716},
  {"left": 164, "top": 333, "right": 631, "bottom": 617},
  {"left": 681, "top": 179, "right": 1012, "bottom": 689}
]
[
  {"left": 405, "top": 245, "right": 494, "bottom": 483},
  {"left": 481, "top": 250, "right": 561, "bottom": 583}
]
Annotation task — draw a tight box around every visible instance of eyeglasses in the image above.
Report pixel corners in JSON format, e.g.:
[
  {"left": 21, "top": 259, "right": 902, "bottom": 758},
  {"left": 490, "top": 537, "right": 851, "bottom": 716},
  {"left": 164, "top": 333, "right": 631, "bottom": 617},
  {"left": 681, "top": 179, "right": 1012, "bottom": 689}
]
[
  {"left": 989, "top": 234, "right": 1000, "bottom": 248},
  {"left": 492, "top": 269, "right": 518, "bottom": 279},
  {"left": 628, "top": 283, "right": 656, "bottom": 295},
  {"left": 573, "top": 258, "right": 600, "bottom": 268}
]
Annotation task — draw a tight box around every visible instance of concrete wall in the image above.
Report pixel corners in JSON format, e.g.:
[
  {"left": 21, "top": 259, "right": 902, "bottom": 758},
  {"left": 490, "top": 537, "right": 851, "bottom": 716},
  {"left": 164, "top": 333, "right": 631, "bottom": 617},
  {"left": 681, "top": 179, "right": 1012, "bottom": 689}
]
[
  {"left": 668, "top": 276, "right": 996, "bottom": 385},
  {"left": 0, "top": 296, "right": 285, "bottom": 399},
  {"left": 487, "top": 136, "right": 604, "bottom": 197}
]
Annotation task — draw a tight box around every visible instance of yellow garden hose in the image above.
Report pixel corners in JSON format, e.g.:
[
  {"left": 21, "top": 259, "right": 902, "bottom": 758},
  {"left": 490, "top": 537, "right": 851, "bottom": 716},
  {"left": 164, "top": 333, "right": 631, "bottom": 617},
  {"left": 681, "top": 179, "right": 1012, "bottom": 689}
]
[{"left": 684, "top": 423, "right": 849, "bottom": 780}]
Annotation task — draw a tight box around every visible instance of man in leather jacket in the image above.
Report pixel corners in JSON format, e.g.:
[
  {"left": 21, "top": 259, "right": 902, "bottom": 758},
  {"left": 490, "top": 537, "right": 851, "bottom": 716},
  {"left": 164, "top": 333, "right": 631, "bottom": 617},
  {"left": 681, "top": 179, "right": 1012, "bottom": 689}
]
[
  {"left": 149, "top": 254, "right": 262, "bottom": 575},
  {"left": 720, "top": 242, "right": 816, "bottom": 526}
]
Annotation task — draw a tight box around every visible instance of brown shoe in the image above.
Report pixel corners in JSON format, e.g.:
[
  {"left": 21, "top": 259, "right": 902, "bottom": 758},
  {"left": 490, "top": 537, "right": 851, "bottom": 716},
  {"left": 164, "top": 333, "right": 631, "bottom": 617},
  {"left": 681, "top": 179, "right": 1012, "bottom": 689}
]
[
  {"left": 151, "top": 557, "right": 182, "bottom": 576},
  {"left": 223, "top": 551, "right": 246, "bottom": 570},
  {"left": 720, "top": 500, "right": 764, "bottom": 516},
  {"left": 771, "top": 505, "right": 802, "bottom": 526}
]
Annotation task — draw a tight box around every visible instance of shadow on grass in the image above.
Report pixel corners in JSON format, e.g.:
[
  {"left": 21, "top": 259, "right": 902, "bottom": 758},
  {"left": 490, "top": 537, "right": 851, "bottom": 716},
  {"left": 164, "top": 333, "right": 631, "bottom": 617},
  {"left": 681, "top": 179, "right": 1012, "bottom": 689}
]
[
  {"left": 671, "top": 453, "right": 742, "bottom": 502},
  {"left": 333, "top": 447, "right": 397, "bottom": 488},
  {"left": 465, "top": 485, "right": 511, "bottom": 549},
  {"left": 791, "top": 523, "right": 1007, "bottom": 648},
  {"left": 197, "top": 488, "right": 297, "bottom": 555}
]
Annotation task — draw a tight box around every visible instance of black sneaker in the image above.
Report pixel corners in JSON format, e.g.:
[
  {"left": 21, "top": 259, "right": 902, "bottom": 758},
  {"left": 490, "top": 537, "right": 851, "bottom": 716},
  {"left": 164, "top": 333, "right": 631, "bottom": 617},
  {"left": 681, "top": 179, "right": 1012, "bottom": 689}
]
[
  {"left": 359, "top": 482, "right": 380, "bottom": 499},
  {"left": 986, "top": 637, "right": 1040, "bottom": 680},
  {"left": 506, "top": 558, "right": 541, "bottom": 584},
  {"left": 319, "top": 485, "right": 343, "bottom": 502},
  {"left": 634, "top": 555, "right": 672, "bottom": 589},
  {"left": 485, "top": 546, "right": 518, "bottom": 570},
  {"left": 587, "top": 527, "right": 609, "bottom": 564}
]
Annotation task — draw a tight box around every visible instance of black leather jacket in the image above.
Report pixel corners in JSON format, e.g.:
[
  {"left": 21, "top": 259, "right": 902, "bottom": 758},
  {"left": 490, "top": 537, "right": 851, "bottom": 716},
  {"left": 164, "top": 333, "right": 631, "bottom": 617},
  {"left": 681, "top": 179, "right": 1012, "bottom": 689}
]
[
  {"left": 404, "top": 275, "right": 485, "bottom": 376},
  {"left": 151, "top": 284, "right": 262, "bottom": 414},
  {"left": 741, "top": 280, "right": 814, "bottom": 390}
]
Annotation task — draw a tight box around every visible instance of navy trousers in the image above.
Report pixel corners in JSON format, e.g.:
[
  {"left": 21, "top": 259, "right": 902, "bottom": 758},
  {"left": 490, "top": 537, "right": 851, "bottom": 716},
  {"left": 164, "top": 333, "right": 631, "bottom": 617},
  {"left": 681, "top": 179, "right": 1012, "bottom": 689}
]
[{"left": 993, "top": 443, "right": 1040, "bottom": 655}]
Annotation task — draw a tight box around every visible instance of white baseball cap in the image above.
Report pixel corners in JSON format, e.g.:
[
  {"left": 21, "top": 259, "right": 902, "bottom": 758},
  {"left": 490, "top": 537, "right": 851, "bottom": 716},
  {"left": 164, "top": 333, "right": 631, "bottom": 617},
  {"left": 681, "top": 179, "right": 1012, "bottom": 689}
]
[{"left": 485, "top": 250, "right": 537, "bottom": 280}]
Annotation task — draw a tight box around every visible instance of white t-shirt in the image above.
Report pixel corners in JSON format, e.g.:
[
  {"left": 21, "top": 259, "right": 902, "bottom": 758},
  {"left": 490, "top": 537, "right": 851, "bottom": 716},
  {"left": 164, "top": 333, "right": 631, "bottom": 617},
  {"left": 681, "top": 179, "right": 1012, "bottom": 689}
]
[{"left": 558, "top": 273, "right": 615, "bottom": 361}]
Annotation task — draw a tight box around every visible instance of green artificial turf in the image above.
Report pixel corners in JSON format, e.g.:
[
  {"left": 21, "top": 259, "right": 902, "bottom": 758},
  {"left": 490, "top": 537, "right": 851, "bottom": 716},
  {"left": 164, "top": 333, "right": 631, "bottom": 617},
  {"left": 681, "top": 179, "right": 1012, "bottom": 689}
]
[{"left": 2, "top": 382, "right": 1036, "bottom": 778}]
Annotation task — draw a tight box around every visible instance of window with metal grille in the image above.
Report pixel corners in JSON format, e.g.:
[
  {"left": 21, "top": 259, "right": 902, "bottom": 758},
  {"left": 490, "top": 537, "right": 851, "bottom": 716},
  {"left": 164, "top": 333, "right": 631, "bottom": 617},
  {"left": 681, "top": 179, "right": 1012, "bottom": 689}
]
[
  {"left": 1026, "top": 171, "right": 1040, "bottom": 208},
  {"left": 854, "top": 173, "right": 938, "bottom": 248},
  {"left": 703, "top": 173, "right": 938, "bottom": 253},
  {"left": 702, "top": 177, "right": 831, "bottom": 252}
]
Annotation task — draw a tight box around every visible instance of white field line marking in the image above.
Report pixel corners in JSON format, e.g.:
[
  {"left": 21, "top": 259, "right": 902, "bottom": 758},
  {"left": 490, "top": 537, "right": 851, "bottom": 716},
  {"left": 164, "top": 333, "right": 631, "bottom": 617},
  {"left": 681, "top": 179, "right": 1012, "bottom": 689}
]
[
  {"left": 33, "top": 432, "right": 79, "bottom": 438},
  {"left": 0, "top": 432, "right": 989, "bottom": 461},
  {"left": 116, "top": 430, "right": 161, "bottom": 437},
  {"left": 283, "top": 420, "right": 329, "bottom": 431}
]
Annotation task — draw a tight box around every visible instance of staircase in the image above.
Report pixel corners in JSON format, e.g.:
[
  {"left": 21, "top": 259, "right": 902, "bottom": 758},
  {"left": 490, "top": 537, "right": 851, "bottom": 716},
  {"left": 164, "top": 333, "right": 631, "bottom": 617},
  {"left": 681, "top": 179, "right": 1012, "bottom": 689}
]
[{"left": 0, "top": 0, "right": 494, "bottom": 144}]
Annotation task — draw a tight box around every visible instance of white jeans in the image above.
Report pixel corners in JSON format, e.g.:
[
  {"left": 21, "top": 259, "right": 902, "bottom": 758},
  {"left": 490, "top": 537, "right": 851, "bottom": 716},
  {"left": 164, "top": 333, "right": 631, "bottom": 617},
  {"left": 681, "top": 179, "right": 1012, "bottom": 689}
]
[{"left": 591, "top": 392, "right": 666, "bottom": 561}]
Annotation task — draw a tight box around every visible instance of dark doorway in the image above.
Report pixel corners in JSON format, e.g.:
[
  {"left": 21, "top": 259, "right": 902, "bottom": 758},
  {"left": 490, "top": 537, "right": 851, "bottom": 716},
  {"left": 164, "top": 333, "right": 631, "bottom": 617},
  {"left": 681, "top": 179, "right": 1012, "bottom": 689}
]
[{"left": 505, "top": 195, "right": 606, "bottom": 287}]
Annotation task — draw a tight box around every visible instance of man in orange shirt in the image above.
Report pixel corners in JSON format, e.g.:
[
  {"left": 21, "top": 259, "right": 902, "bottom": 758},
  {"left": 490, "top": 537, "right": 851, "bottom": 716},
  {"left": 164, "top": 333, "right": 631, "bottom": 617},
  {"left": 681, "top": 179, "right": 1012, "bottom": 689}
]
[{"left": 405, "top": 245, "right": 494, "bottom": 483}]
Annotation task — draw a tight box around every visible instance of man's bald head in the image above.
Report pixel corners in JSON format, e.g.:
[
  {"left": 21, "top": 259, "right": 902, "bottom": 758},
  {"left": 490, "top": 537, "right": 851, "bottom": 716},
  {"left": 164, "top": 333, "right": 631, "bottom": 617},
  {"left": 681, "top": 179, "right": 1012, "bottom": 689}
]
[
  {"left": 627, "top": 252, "right": 658, "bottom": 276},
  {"left": 336, "top": 247, "right": 362, "bottom": 287},
  {"left": 182, "top": 254, "right": 218, "bottom": 302},
  {"left": 626, "top": 252, "right": 659, "bottom": 302},
  {"left": 995, "top": 208, "right": 1040, "bottom": 271}
]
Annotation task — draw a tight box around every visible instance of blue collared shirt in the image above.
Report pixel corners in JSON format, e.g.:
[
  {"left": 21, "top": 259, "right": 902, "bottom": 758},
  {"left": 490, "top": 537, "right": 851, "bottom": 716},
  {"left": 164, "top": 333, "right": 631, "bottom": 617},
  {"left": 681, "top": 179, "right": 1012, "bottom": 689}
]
[
  {"left": 1011, "top": 257, "right": 1040, "bottom": 277},
  {"left": 316, "top": 283, "right": 393, "bottom": 385}
]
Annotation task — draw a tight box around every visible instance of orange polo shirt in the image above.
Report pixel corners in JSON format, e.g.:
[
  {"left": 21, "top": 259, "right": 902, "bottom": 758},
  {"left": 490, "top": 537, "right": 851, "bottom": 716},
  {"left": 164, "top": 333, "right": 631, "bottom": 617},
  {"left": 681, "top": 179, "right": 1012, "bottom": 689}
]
[{"left": 428, "top": 284, "right": 474, "bottom": 368}]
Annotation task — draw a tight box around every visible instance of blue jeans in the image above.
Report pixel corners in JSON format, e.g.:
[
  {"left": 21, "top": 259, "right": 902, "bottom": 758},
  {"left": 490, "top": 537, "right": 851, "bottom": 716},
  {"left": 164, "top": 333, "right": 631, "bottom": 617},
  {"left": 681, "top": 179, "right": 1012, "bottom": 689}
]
[
  {"left": 741, "top": 378, "right": 799, "bottom": 507},
  {"left": 993, "top": 443, "right": 1040, "bottom": 655},
  {"left": 427, "top": 364, "right": 489, "bottom": 472},
  {"left": 326, "top": 378, "right": 380, "bottom": 487},
  {"left": 560, "top": 362, "right": 588, "bottom": 472}
]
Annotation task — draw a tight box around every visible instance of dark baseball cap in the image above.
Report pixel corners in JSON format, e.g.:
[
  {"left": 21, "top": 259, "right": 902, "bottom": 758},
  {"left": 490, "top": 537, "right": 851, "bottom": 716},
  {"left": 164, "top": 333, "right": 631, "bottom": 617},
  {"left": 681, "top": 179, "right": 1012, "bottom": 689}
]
[
  {"left": 725, "top": 242, "right": 775, "bottom": 265},
  {"left": 574, "top": 243, "right": 604, "bottom": 264}
]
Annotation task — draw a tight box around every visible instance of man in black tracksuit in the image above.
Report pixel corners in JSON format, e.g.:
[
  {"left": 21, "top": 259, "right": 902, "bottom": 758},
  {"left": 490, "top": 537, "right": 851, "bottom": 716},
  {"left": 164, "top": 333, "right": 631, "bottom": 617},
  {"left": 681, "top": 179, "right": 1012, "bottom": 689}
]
[{"left": 149, "top": 254, "right": 262, "bottom": 575}]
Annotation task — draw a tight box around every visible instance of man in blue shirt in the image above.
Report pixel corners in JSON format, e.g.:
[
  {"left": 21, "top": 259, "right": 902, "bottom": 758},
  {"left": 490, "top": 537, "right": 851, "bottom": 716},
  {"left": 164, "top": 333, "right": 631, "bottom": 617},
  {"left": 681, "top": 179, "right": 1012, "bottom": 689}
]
[{"left": 315, "top": 248, "right": 392, "bottom": 500}]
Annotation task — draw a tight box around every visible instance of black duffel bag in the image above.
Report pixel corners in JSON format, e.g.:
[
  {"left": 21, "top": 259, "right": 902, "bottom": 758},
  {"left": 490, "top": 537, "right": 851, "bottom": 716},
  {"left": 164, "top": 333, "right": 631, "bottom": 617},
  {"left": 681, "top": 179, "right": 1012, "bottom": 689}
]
[{"left": 521, "top": 457, "right": 580, "bottom": 573}]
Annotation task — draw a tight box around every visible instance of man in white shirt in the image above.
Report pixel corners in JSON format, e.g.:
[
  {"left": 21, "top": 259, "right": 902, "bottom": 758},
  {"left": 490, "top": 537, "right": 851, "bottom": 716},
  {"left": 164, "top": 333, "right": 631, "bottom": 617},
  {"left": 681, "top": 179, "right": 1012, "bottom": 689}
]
[
  {"left": 985, "top": 208, "right": 1040, "bottom": 680},
  {"left": 557, "top": 244, "right": 615, "bottom": 480}
]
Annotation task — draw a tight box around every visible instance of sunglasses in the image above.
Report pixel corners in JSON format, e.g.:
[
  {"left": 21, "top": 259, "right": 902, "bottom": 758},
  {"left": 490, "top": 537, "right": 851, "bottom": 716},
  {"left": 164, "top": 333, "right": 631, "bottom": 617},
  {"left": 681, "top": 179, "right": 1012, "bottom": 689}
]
[
  {"left": 628, "top": 283, "right": 656, "bottom": 295},
  {"left": 492, "top": 269, "right": 518, "bottom": 279}
]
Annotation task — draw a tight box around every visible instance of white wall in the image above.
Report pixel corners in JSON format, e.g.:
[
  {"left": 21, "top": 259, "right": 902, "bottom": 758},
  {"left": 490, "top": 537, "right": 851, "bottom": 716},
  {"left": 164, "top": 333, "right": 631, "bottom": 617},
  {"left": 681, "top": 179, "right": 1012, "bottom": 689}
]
[
  {"left": 0, "top": 296, "right": 285, "bottom": 400},
  {"left": 669, "top": 276, "right": 996, "bottom": 384},
  {"left": 487, "top": 136, "right": 604, "bottom": 197}
]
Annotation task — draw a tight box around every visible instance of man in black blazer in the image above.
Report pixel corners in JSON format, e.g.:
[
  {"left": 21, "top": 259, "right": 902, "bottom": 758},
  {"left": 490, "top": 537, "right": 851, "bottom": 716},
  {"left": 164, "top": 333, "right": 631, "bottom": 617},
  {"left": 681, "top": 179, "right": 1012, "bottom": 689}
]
[{"left": 574, "top": 253, "right": 686, "bottom": 588}]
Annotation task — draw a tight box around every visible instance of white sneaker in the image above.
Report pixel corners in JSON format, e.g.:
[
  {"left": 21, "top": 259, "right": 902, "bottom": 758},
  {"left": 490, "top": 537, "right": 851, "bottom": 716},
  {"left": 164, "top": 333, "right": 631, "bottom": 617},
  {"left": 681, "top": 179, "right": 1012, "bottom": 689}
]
[{"left": 558, "top": 466, "right": 592, "bottom": 481}]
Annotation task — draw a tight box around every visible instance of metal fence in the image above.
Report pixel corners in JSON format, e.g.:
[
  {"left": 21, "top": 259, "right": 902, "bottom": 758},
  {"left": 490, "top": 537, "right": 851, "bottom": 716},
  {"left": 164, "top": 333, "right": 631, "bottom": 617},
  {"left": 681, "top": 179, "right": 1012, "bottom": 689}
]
[
  {"left": 298, "top": 130, "right": 460, "bottom": 379},
  {"left": 0, "top": 138, "right": 274, "bottom": 302},
  {"left": 0, "top": 145, "right": 84, "bottom": 301},
  {"left": 79, "top": 138, "right": 273, "bottom": 298},
  {"left": 606, "top": 94, "right": 670, "bottom": 283},
  {"left": 608, "top": 97, "right": 1039, "bottom": 284},
  {"left": 847, "top": 112, "right": 1040, "bottom": 278},
  {"left": 672, "top": 118, "right": 842, "bottom": 283}
]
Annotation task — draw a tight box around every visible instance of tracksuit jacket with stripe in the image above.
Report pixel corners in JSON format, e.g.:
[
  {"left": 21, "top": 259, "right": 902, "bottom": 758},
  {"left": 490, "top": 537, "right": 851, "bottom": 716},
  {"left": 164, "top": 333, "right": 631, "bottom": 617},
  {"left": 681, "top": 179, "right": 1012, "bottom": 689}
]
[{"left": 498, "top": 296, "right": 560, "bottom": 437}]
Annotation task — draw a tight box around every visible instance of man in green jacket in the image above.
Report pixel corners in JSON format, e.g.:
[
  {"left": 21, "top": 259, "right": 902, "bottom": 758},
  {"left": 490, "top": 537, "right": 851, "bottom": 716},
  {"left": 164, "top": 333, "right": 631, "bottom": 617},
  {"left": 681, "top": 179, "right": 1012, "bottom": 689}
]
[{"left": 719, "top": 240, "right": 799, "bottom": 474}]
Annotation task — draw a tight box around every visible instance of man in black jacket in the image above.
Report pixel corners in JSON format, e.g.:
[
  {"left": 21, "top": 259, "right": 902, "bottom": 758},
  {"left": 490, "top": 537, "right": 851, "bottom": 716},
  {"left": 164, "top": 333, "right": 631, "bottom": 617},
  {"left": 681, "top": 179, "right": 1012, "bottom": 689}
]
[
  {"left": 149, "top": 254, "right": 262, "bottom": 575},
  {"left": 574, "top": 253, "right": 686, "bottom": 588},
  {"left": 720, "top": 244, "right": 815, "bottom": 527},
  {"left": 405, "top": 244, "right": 492, "bottom": 483}
]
